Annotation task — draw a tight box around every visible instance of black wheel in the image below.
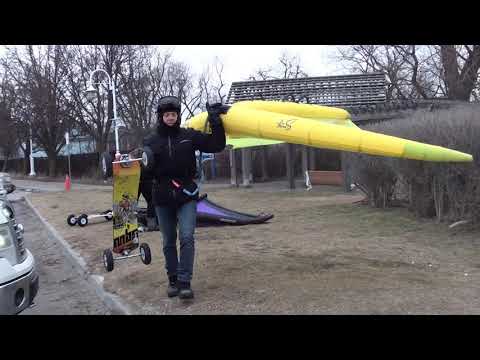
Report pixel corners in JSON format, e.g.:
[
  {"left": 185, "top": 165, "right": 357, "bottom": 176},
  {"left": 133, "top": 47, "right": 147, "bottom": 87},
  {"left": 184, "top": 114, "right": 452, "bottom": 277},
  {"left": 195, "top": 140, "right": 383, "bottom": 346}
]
[
  {"left": 100, "top": 152, "right": 113, "bottom": 179},
  {"left": 103, "top": 249, "right": 114, "bottom": 272},
  {"left": 139, "top": 243, "right": 151, "bottom": 265},
  {"left": 78, "top": 214, "right": 89, "bottom": 227},
  {"left": 67, "top": 214, "right": 77, "bottom": 226},
  {"left": 141, "top": 146, "right": 154, "bottom": 172}
]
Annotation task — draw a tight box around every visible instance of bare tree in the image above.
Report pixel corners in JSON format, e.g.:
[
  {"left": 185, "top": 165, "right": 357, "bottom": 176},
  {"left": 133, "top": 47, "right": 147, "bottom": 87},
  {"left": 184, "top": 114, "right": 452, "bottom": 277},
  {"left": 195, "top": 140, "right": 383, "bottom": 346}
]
[
  {"left": 336, "top": 45, "right": 435, "bottom": 100},
  {"left": 248, "top": 51, "right": 308, "bottom": 81},
  {"left": 61, "top": 45, "right": 107, "bottom": 154},
  {"left": 440, "top": 45, "right": 480, "bottom": 101},
  {"left": 198, "top": 57, "right": 227, "bottom": 104},
  {"left": 0, "top": 55, "right": 35, "bottom": 174},
  {"left": 64, "top": 46, "right": 221, "bottom": 155},
  {"left": 336, "top": 45, "right": 480, "bottom": 101},
  {"left": 62, "top": 45, "right": 131, "bottom": 155},
  {"left": 3, "top": 45, "right": 75, "bottom": 176},
  {"left": 182, "top": 71, "right": 205, "bottom": 119},
  {"left": 116, "top": 46, "right": 171, "bottom": 147},
  {"left": 0, "top": 72, "right": 19, "bottom": 171},
  {"left": 157, "top": 60, "right": 202, "bottom": 121},
  {"left": 186, "top": 57, "right": 229, "bottom": 120}
]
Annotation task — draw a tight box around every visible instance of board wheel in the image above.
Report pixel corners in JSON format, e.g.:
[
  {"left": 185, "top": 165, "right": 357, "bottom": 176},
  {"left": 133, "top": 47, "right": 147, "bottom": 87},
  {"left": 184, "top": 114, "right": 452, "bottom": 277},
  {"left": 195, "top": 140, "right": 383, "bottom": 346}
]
[
  {"left": 67, "top": 214, "right": 77, "bottom": 226},
  {"left": 78, "top": 214, "right": 89, "bottom": 227},
  {"left": 103, "top": 249, "right": 114, "bottom": 272},
  {"left": 141, "top": 146, "right": 154, "bottom": 171},
  {"left": 139, "top": 243, "right": 151, "bottom": 265},
  {"left": 100, "top": 152, "right": 113, "bottom": 179}
]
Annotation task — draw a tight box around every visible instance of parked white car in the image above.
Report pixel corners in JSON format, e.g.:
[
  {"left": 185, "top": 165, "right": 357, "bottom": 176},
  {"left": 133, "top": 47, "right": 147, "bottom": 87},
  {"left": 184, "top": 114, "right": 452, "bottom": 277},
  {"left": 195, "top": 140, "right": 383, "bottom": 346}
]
[
  {"left": 0, "top": 172, "right": 16, "bottom": 194},
  {"left": 0, "top": 189, "right": 38, "bottom": 314}
]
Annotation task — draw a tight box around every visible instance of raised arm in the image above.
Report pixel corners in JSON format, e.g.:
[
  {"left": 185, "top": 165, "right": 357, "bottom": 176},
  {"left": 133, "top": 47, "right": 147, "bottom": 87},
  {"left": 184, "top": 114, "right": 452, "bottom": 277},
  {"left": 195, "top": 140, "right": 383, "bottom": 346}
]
[{"left": 192, "top": 103, "right": 229, "bottom": 153}]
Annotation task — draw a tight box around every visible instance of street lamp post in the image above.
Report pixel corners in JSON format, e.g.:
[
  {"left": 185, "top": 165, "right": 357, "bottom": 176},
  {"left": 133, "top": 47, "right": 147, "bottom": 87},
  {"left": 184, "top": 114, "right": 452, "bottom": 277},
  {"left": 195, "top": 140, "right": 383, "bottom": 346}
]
[
  {"left": 28, "top": 126, "right": 36, "bottom": 176},
  {"left": 85, "top": 68, "right": 120, "bottom": 158},
  {"left": 65, "top": 131, "right": 71, "bottom": 179}
]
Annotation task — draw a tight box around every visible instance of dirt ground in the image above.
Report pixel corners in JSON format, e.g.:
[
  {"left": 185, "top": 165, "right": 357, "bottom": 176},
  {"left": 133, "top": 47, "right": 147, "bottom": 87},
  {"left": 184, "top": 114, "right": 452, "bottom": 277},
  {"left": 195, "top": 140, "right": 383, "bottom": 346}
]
[{"left": 28, "top": 182, "right": 480, "bottom": 314}]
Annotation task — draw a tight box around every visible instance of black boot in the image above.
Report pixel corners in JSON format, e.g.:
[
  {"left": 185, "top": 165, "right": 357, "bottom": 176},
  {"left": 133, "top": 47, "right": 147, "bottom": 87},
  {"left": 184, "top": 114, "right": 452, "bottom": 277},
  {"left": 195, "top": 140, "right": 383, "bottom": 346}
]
[
  {"left": 178, "top": 281, "right": 194, "bottom": 300},
  {"left": 167, "top": 275, "right": 179, "bottom": 298}
]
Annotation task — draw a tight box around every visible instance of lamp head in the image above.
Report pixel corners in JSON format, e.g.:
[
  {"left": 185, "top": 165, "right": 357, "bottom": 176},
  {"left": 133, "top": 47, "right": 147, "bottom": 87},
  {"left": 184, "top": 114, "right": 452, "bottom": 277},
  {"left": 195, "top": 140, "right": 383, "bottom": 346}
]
[{"left": 85, "top": 81, "right": 97, "bottom": 101}]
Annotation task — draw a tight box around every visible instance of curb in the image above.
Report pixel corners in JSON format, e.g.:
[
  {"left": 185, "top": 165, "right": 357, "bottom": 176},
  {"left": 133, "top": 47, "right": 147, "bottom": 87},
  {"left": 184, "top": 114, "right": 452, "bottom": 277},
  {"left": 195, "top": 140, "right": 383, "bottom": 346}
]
[{"left": 23, "top": 195, "right": 135, "bottom": 315}]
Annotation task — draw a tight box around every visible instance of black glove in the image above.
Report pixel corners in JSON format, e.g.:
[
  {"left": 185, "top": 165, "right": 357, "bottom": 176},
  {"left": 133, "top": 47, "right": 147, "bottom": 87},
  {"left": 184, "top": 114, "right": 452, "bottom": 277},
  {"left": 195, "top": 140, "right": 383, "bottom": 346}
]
[{"left": 206, "top": 102, "right": 230, "bottom": 127}]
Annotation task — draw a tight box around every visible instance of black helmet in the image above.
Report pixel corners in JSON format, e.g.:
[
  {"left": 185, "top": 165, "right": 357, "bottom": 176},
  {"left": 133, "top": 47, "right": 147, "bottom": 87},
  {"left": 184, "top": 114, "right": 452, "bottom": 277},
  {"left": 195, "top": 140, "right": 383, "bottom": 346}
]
[
  {"left": 156, "top": 95, "right": 181, "bottom": 135},
  {"left": 156, "top": 96, "right": 181, "bottom": 115}
]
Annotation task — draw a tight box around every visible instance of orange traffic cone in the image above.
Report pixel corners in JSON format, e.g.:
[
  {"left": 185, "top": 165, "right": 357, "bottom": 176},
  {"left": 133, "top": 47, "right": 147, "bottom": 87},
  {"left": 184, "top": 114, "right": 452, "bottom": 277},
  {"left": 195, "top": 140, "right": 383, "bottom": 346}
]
[{"left": 65, "top": 174, "right": 71, "bottom": 192}]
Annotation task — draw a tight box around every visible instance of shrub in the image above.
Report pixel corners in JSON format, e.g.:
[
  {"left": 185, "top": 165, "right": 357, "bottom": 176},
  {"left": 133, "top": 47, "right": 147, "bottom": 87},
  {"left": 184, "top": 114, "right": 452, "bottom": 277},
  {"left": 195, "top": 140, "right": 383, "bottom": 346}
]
[{"left": 345, "top": 103, "right": 480, "bottom": 227}]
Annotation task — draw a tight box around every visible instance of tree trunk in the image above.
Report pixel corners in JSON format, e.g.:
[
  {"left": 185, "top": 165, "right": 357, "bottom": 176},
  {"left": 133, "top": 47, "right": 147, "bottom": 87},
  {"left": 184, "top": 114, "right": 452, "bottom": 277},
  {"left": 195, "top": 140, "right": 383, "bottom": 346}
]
[
  {"left": 23, "top": 141, "right": 31, "bottom": 175},
  {"left": 241, "top": 148, "right": 251, "bottom": 187},
  {"left": 260, "top": 147, "right": 268, "bottom": 182},
  {"left": 96, "top": 135, "right": 108, "bottom": 155},
  {"left": 441, "top": 45, "right": 480, "bottom": 101},
  {"left": 47, "top": 151, "right": 57, "bottom": 177},
  {"left": 134, "top": 128, "right": 145, "bottom": 150},
  {"left": 229, "top": 148, "right": 238, "bottom": 186},
  {"left": 441, "top": 45, "right": 461, "bottom": 100}
]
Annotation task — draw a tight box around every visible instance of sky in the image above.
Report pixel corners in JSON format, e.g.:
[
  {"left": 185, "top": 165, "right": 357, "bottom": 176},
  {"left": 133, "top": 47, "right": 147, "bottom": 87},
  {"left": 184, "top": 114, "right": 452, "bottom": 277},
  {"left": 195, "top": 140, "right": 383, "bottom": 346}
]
[
  {"left": 0, "top": 45, "right": 347, "bottom": 89},
  {"left": 158, "top": 45, "right": 343, "bottom": 85}
]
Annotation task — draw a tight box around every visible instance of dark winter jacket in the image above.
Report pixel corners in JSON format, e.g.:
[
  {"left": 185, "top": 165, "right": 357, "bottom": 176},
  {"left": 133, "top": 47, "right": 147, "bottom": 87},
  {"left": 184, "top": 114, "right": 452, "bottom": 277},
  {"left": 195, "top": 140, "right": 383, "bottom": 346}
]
[{"left": 144, "top": 117, "right": 226, "bottom": 207}]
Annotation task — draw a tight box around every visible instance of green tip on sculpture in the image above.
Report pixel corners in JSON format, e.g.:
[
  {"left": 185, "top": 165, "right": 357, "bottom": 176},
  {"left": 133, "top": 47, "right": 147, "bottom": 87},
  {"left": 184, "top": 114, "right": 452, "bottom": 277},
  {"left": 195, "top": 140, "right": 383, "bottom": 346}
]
[{"left": 403, "top": 142, "right": 473, "bottom": 162}]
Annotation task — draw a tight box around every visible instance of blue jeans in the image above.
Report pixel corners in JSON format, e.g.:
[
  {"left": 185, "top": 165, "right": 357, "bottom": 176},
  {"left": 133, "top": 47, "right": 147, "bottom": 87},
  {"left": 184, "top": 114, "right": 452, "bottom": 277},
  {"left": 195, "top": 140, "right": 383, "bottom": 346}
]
[{"left": 155, "top": 200, "right": 197, "bottom": 283}]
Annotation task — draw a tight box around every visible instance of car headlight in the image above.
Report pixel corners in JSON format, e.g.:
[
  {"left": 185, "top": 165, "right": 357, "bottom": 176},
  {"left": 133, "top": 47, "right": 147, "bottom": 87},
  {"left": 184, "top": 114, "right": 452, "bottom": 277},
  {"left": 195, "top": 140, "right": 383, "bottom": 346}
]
[{"left": 0, "top": 226, "right": 12, "bottom": 249}]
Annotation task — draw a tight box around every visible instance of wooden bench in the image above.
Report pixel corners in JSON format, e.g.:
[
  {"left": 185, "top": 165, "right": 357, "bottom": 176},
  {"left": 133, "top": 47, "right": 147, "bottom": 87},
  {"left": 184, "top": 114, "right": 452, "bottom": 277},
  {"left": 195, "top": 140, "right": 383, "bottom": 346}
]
[{"left": 307, "top": 170, "right": 344, "bottom": 186}]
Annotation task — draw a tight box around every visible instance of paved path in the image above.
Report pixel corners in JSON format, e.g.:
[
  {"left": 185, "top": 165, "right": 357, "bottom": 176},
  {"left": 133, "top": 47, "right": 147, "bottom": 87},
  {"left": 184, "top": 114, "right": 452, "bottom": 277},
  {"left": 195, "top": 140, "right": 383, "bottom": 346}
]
[{"left": 13, "top": 199, "right": 114, "bottom": 315}]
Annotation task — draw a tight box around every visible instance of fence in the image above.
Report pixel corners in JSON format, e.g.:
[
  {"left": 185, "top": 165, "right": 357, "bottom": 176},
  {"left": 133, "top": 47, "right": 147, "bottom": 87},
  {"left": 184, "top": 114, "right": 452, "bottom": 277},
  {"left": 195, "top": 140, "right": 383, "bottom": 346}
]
[{"left": 4, "top": 145, "right": 341, "bottom": 181}]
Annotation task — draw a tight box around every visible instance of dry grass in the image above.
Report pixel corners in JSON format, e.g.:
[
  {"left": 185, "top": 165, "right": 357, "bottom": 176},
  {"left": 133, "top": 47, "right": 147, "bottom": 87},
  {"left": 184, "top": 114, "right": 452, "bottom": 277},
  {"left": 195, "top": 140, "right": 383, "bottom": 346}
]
[{"left": 28, "top": 183, "right": 480, "bottom": 314}]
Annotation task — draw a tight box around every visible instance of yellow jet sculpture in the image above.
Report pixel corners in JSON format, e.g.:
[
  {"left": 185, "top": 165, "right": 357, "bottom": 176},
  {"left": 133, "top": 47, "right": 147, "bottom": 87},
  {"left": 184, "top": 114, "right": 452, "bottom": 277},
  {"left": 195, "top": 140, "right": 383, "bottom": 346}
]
[{"left": 185, "top": 101, "right": 473, "bottom": 162}]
